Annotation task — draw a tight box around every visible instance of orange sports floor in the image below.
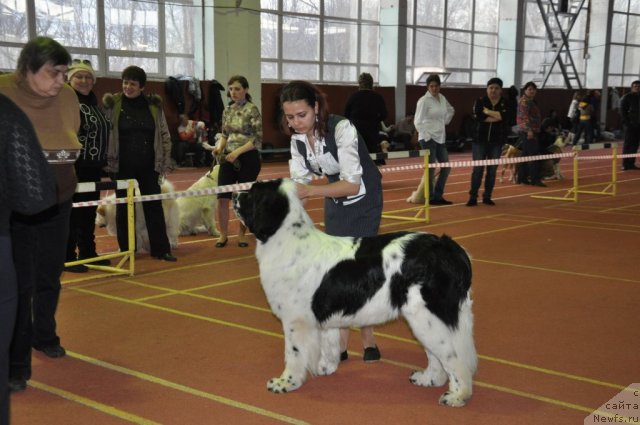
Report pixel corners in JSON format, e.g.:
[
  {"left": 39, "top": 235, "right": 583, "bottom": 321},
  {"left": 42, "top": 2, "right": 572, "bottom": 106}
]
[{"left": 10, "top": 145, "right": 640, "bottom": 424}]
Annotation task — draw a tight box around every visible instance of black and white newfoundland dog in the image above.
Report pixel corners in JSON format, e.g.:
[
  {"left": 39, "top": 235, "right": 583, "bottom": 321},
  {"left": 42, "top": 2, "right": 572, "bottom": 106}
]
[{"left": 233, "top": 179, "right": 477, "bottom": 407}]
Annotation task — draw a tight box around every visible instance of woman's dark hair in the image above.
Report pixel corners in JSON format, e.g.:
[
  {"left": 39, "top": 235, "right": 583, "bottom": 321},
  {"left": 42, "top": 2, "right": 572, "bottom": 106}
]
[
  {"left": 227, "top": 75, "right": 252, "bottom": 102},
  {"left": 522, "top": 81, "right": 537, "bottom": 92},
  {"left": 279, "top": 80, "right": 329, "bottom": 139},
  {"left": 358, "top": 72, "right": 374, "bottom": 90},
  {"left": 16, "top": 37, "right": 71, "bottom": 77},
  {"left": 426, "top": 74, "right": 441, "bottom": 87},
  {"left": 122, "top": 65, "right": 147, "bottom": 88}
]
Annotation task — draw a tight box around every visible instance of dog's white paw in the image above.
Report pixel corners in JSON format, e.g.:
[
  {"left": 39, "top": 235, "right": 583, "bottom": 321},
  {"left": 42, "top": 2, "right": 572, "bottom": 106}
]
[
  {"left": 317, "top": 357, "right": 338, "bottom": 376},
  {"left": 267, "top": 376, "right": 302, "bottom": 393},
  {"left": 438, "top": 391, "right": 468, "bottom": 407},
  {"left": 410, "top": 369, "right": 448, "bottom": 387}
]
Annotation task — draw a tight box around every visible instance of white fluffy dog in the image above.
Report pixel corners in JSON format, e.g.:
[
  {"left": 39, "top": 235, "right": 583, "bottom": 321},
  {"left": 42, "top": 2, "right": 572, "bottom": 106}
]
[
  {"left": 176, "top": 165, "right": 220, "bottom": 236},
  {"left": 233, "top": 179, "right": 477, "bottom": 407},
  {"left": 96, "top": 180, "right": 180, "bottom": 252}
]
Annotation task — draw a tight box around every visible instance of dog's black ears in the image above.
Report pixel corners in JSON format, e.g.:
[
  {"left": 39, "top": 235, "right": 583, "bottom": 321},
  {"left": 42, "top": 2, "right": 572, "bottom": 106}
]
[{"left": 249, "top": 179, "right": 290, "bottom": 243}]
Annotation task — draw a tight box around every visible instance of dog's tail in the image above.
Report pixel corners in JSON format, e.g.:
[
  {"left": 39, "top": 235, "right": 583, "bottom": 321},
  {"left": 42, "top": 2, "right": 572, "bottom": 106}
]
[{"left": 451, "top": 293, "right": 478, "bottom": 377}]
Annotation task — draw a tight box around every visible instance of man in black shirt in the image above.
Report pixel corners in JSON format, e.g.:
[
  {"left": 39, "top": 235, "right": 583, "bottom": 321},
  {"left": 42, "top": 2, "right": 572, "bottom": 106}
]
[
  {"left": 619, "top": 80, "right": 640, "bottom": 171},
  {"left": 344, "top": 73, "right": 388, "bottom": 164}
]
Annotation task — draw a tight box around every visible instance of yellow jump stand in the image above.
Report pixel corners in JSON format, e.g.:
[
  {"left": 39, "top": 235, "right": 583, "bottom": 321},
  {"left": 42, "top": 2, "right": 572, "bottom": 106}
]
[
  {"left": 63, "top": 179, "right": 136, "bottom": 282},
  {"left": 531, "top": 143, "right": 617, "bottom": 202},
  {"left": 382, "top": 150, "right": 430, "bottom": 224},
  {"left": 531, "top": 151, "right": 579, "bottom": 202},
  {"left": 573, "top": 143, "right": 617, "bottom": 197}
]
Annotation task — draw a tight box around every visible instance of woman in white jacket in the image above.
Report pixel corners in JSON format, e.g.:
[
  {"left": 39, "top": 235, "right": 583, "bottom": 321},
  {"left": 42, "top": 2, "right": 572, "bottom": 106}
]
[{"left": 408, "top": 74, "right": 455, "bottom": 205}]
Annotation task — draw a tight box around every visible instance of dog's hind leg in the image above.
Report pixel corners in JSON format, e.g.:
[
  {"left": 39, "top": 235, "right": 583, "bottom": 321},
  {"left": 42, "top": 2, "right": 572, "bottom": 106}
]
[
  {"left": 202, "top": 208, "right": 219, "bottom": 236},
  {"left": 405, "top": 299, "right": 476, "bottom": 407},
  {"left": 554, "top": 163, "right": 564, "bottom": 180},
  {"left": 317, "top": 328, "right": 340, "bottom": 376},
  {"left": 267, "top": 320, "right": 320, "bottom": 393},
  {"left": 499, "top": 163, "right": 507, "bottom": 183},
  {"left": 410, "top": 348, "right": 448, "bottom": 388}
]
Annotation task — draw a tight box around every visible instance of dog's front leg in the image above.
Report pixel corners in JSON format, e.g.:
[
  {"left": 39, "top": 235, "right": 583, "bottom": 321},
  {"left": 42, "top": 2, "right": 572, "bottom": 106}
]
[
  {"left": 554, "top": 163, "right": 564, "bottom": 180},
  {"left": 317, "top": 328, "right": 340, "bottom": 376},
  {"left": 267, "top": 320, "right": 318, "bottom": 393}
]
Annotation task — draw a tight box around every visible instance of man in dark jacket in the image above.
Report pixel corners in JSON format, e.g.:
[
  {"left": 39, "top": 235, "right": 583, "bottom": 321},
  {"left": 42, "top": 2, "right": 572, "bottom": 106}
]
[
  {"left": 620, "top": 80, "right": 640, "bottom": 171},
  {"left": 467, "top": 77, "right": 510, "bottom": 206},
  {"left": 344, "top": 73, "right": 388, "bottom": 164}
]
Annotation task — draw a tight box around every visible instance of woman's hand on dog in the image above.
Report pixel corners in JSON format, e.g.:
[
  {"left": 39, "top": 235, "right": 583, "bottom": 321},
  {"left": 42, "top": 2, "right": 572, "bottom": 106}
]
[{"left": 295, "top": 183, "right": 312, "bottom": 200}]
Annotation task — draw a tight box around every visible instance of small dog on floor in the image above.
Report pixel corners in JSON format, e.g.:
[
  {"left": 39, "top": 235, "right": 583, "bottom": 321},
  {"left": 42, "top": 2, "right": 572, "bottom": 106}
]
[
  {"left": 233, "top": 179, "right": 477, "bottom": 407},
  {"left": 96, "top": 179, "right": 180, "bottom": 252},
  {"left": 541, "top": 134, "right": 568, "bottom": 181},
  {"left": 176, "top": 165, "right": 220, "bottom": 236},
  {"left": 406, "top": 168, "right": 441, "bottom": 204},
  {"left": 501, "top": 133, "right": 568, "bottom": 183},
  {"left": 499, "top": 143, "right": 522, "bottom": 183}
]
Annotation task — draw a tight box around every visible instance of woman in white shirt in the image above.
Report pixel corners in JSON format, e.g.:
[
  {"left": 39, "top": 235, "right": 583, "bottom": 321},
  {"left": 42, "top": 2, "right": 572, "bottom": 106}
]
[
  {"left": 410, "top": 74, "right": 455, "bottom": 205},
  {"left": 280, "top": 80, "right": 383, "bottom": 363}
]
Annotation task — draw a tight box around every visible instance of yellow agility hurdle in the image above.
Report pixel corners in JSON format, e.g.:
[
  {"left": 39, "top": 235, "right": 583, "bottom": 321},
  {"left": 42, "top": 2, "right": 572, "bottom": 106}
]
[
  {"left": 381, "top": 150, "right": 431, "bottom": 224},
  {"left": 531, "top": 142, "right": 618, "bottom": 202},
  {"left": 63, "top": 179, "right": 136, "bottom": 281},
  {"left": 573, "top": 142, "right": 617, "bottom": 197}
]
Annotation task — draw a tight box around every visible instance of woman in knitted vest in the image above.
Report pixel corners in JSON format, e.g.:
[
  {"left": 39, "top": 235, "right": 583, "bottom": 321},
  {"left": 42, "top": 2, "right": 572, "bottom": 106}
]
[{"left": 64, "top": 59, "right": 111, "bottom": 272}]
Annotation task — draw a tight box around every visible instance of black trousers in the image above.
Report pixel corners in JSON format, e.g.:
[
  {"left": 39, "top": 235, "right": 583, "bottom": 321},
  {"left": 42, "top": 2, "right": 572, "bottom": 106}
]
[
  {"left": 217, "top": 149, "right": 261, "bottom": 200},
  {"left": 66, "top": 165, "right": 103, "bottom": 261},
  {"left": 10, "top": 201, "right": 71, "bottom": 381},
  {"left": 115, "top": 164, "right": 170, "bottom": 257},
  {"left": 0, "top": 235, "right": 17, "bottom": 422},
  {"left": 517, "top": 132, "right": 542, "bottom": 184},
  {"left": 623, "top": 125, "right": 640, "bottom": 169}
]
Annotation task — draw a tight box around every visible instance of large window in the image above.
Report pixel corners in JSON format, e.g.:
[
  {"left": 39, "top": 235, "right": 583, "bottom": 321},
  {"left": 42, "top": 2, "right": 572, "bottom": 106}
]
[
  {"left": 406, "top": 0, "right": 500, "bottom": 85},
  {"left": 260, "top": 0, "right": 380, "bottom": 83},
  {"left": 609, "top": 0, "right": 640, "bottom": 87},
  {"left": 0, "top": 0, "right": 197, "bottom": 78},
  {"left": 522, "top": 0, "right": 587, "bottom": 88}
]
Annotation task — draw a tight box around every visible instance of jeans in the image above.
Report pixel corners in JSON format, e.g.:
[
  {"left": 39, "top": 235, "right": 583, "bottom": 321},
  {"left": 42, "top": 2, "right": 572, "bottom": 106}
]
[
  {"left": 419, "top": 139, "right": 450, "bottom": 201},
  {"left": 469, "top": 142, "right": 503, "bottom": 200}
]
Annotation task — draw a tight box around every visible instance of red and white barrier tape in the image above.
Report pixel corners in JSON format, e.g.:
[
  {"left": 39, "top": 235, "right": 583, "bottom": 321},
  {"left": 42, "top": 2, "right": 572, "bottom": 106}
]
[
  {"left": 73, "top": 181, "right": 254, "bottom": 208},
  {"left": 73, "top": 150, "right": 639, "bottom": 208}
]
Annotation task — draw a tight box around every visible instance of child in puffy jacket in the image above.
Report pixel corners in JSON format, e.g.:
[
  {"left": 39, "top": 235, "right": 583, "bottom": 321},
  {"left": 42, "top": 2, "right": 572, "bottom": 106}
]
[{"left": 572, "top": 93, "right": 593, "bottom": 145}]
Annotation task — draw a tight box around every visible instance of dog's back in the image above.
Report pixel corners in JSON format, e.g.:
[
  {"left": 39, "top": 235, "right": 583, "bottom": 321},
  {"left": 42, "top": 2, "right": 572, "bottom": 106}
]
[{"left": 310, "top": 232, "right": 472, "bottom": 329}]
